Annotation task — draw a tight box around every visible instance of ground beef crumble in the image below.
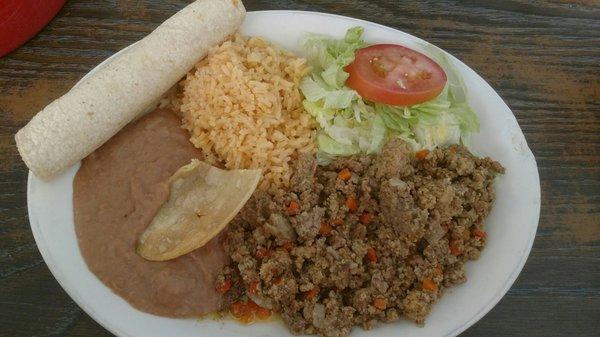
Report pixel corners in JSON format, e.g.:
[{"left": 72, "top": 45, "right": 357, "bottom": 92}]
[{"left": 219, "top": 138, "right": 504, "bottom": 337}]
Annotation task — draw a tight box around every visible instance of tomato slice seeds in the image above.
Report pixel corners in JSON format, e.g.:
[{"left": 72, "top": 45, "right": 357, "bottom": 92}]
[{"left": 346, "top": 44, "right": 447, "bottom": 106}]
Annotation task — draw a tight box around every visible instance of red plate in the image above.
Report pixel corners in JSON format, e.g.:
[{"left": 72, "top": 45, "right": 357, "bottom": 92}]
[{"left": 0, "top": 0, "right": 67, "bottom": 57}]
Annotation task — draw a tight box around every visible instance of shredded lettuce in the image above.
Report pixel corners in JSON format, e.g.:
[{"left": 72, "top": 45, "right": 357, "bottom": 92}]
[
  {"left": 375, "top": 86, "right": 465, "bottom": 150},
  {"left": 300, "top": 76, "right": 357, "bottom": 109},
  {"left": 317, "top": 133, "right": 359, "bottom": 156},
  {"left": 301, "top": 27, "right": 385, "bottom": 155},
  {"left": 413, "top": 111, "right": 461, "bottom": 149},
  {"left": 300, "top": 26, "right": 480, "bottom": 159},
  {"left": 299, "top": 27, "right": 365, "bottom": 110},
  {"left": 419, "top": 43, "right": 480, "bottom": 145},
  {"left": 302, "top": 26, "right": 366, "bottom": 87},
  {"left": 304, "top": 100, "right": 386, "bottom": 153}
]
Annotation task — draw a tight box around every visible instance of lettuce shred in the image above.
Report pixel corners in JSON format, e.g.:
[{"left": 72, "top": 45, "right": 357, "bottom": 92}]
[{"left": 299, "top": 26, "right": 480, "bottom": 160}]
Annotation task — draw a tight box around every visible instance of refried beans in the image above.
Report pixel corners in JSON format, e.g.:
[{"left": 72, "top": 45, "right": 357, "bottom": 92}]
[{"left": 73, "top": 108, "right": 229, "bottom": 317}]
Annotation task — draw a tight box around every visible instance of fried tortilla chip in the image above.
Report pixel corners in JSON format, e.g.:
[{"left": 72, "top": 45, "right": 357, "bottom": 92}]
[{"left": 137, "top": 159, "right": 261, "bottom": 261}]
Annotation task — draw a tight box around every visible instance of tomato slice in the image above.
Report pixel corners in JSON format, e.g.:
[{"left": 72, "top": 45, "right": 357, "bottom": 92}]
[{"left": 345, "top": 44, "right": 447, "bottom": 106}]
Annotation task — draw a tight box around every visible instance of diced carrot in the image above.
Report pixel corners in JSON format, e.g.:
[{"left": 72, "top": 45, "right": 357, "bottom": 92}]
[
  {"left": 338, "top": 168, "right": 352, "bottom": 181},
  {"left": 366, "top": 247, "right": 377, "bottom": 263},
  {"left": 237, "top": 314, "right": 253, "bottom": 324},
  {"left": 346, "top": 197, "right": 357, "bottom": 213},
  {"left": 319, "top": 222, "right": 333, "bottom": 236},
  {"left": 215, "top": 279, "right": 231, "bottom": 294},
  {"left": 231, "top": 300, "right": 267, "bottom": 324},
  {"left": 434, "top": 266, "right": 443, "bottom": 276},
  {"left": 422, "top": 278, "right": 438, "bottom": 292},
  {"left": 255, "top": 306, "right": 272, "bottom": 320},
  {"left": 280, "top": 241, "right": 294, "bottom": 252},
  {"left": 415, "top": 149, "right": 429, "bottom": 160},
  {"left": 246, "top": 300, "right": 271, "bottom": 320},
  {"left": 472, "top": 228, "right": 487, "bottom": 238},
  {"left": 248, "top": 281, "right": 259, "bottom": 294},
  {"left": 231, "top": 301, "right": 246, "bottom": 318},
  {"left": 255, "top": 248, "right": 270, "bottom": 259},
  {"left": 359, "top": 212, "right": 373, "bottom": 225},
  {"left": 247, "top": 300, "right": 262, "bottom": 313},
  {"left": 305, "top": 286, "right": 319, "bottom": 299},
  {"left": 373, "top": 298, "right": 387, "bottom": 310},
  {"left": 274, "top": 277, "right": 284, "bottom": 285},
  {"left": 287, "top": 200, "right": 299, "bottom": 216},
  {"left": 331, "top": 218, "right": 344, "bottom": 226},
  {"left": 449, "top": 240, "right": 462, "bottom": 256}
]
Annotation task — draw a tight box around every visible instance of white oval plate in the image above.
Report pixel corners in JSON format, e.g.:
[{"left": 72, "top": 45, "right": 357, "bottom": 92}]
[{"left": 27, "top": 10, "right": 540, "bottom": 337}]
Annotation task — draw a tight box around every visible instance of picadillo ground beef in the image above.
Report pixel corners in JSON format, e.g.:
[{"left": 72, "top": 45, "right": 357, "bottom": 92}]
[{"left": 218, "top": 138, "right": 504, "bottom": 337}]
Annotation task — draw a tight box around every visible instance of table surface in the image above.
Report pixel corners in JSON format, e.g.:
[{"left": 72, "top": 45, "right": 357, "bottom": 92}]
[{"left": 1, "top": 1, "right": 598, "bottom": 336}]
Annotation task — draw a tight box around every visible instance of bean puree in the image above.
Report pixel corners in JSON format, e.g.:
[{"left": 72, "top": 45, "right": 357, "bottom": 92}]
[{"left": 73, "top": 109, "right": 229, "bottom": 317}]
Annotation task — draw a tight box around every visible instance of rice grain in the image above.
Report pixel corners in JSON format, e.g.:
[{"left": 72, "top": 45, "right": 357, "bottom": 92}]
[{"left": 180, "top": 35, "right": 315, "bottom": 188}]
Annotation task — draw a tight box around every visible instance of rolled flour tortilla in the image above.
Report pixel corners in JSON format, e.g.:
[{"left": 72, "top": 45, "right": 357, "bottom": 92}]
[{"left": 15, "top": 0, "right": 246, "bottom": 180}]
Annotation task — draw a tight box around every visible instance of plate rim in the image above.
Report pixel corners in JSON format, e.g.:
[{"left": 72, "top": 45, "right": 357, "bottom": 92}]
[{"left": 27, "top": 9, "right": 540, "bottom": 337}]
